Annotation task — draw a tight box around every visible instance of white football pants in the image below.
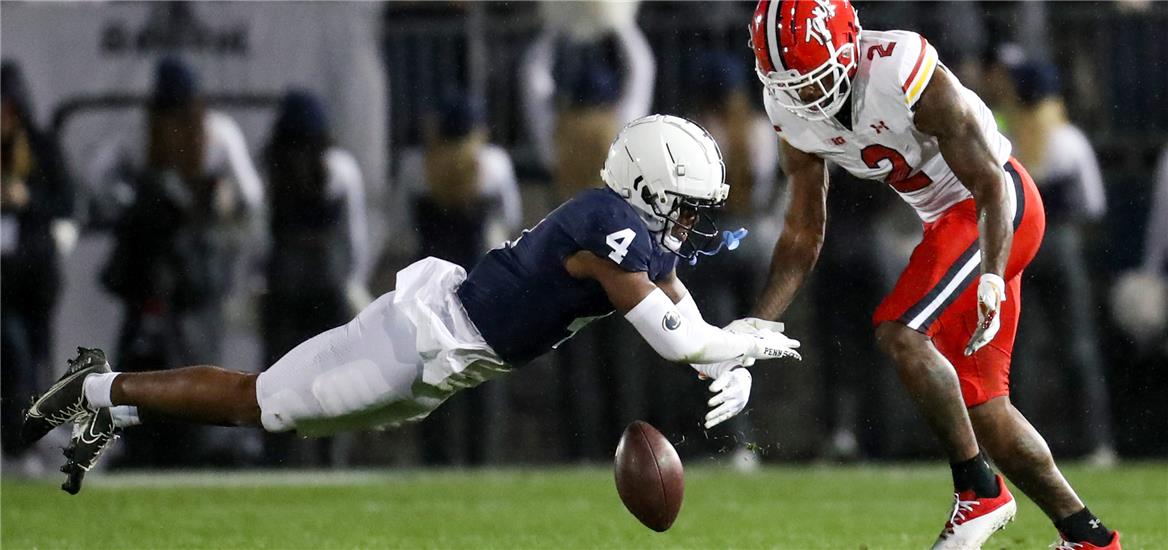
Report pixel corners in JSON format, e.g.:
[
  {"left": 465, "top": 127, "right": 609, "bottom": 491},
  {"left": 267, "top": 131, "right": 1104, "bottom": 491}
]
[{"left": 255, "top": 258, "right": 510, "bottom": 435}]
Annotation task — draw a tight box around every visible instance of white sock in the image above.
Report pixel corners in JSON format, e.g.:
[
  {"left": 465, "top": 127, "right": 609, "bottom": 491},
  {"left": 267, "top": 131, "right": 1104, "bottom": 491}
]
[
  {"left": 83, "top": 372, "right": 119, "bottom": 409},
  {"left": 109, "top": 405, "right": 142, "bottom": 428}
]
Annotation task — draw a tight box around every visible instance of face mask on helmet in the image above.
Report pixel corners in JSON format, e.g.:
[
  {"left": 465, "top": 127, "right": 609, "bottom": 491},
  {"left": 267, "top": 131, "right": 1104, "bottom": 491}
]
[
  {"left": 643, "top": 187, "right": 723, "bottom": 261},
  {"left": 757, "top": 53, "right": 854, "bottom": 120},
  {"left": 750, "top": 0, "right": 861, "bottom": 121}
]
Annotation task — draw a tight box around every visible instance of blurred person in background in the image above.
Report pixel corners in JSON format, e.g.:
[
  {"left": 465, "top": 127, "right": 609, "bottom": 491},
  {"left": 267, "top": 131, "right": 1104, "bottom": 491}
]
[
  {"left": 1004, "top": 61, "right": 1117, "bottom": 466},
  {"left": 681, "top": 50, "right": 781, "bottom": 468},
  {"left": 978, "top": 44, "right": 1031, "bottom": 137},
  {"left": 1142, "top": 148, "right": 1168, "bottom": 280},
  {"left": 522, "top": 0, "right": 654, "bottom": 178},
  {"left": 1, "top": 61, "right": 75, "bottom": 473},
  {"left": 398, "top": 94, "right": 520, "bottom": 270},
  {"left": 1102, "top": 146, "right": 1168, "bottom": 434},
  {"left": 261, "top": 90, "right": 369, "bottom": 467},
  {"left": 552, "top": 59, "right": 626, "bottom": 200},
  {"left": 394, "top": 92, "right": 520, "bottom": 465},
  {"left": 88, "top": 56, "right": 263, "bottom": 466}
]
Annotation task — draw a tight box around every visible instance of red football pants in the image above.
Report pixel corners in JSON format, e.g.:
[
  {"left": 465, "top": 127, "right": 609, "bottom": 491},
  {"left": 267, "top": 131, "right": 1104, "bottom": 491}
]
[{"left": 873, "top": 157, "right": 1046, "bottom": 407}]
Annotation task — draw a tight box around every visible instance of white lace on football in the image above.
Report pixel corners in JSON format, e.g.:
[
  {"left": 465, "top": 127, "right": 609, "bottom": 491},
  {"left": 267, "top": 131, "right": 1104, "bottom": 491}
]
[
  {"left": 942, "top": 494, "right": 980, "bottom": 534},
  {"left": 1051, "top": 539, "right": 1083, "bottom": 550}
]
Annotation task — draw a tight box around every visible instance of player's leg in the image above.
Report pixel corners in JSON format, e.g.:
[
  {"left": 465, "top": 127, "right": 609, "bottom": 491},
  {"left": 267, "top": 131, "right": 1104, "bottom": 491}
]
[
  {"left": 968, "top": 396, "right": 1084, "bottom": 517},
  {"left": 874, "top": 322, "right": 981, "bottom": 463},
  {"left": 945, "top": 286, "right": 1070, "bottom": 511},
  {"left": 961, "top": 350, "right": 1118, "bottom": 548},
  {"left": 19, "top": 346, "right": 261, "bottom": 493},
  {"left": 959, "top": 280, "right": 1118, "bottom": 548},
  {"left": 876, "top": 321, "right": 1017, "bottom": 550},
  {"left": 872, "top": 191, "right": 1020, "bottom": 549},
  {"left": 23, "top": 347, "right": 260, "bottom": 443},
  {"left": 870, "top": 199, "right": 995, "bottom": 485},
  {"left": 942, "top": 161, "right": 1118, "bottom": 548},
  {"left": 106, "top": 367, "right": 260, "bottom": 426}
]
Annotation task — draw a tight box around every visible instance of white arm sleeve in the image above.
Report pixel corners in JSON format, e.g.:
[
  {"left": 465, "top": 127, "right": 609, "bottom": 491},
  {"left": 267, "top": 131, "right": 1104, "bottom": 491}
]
[
  {"left": 625, "top": 288, "right": 755, "bottom": 364},
  {"left": 675, "top": 291, "right": 703, "bottom": 323},
  {"left": 673, "top": 290, "right": 737, "bottom": 379}
]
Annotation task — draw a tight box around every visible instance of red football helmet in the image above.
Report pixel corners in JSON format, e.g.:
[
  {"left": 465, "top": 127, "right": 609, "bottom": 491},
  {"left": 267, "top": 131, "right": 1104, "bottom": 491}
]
[{"left": 750, "top": 0, "right": 862, "bottom": 120}]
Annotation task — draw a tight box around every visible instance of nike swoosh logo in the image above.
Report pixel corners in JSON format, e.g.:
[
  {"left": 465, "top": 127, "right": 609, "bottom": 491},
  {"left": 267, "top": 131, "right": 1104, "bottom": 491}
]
[
  {"left": 79, "top": 417, "right": 108, "bottom": 445},
  {"left": 27, "top": 371, "right": 88, "bottom": 415},
  {"left": 27, "top": 365, "right": 101, "bottom": 417}
]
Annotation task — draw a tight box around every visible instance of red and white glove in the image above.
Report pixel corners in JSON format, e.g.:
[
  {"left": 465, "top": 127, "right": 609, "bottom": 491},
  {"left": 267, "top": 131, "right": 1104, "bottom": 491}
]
[{"left": 965, "top": 273, "right": 1006, "bottom": 356}]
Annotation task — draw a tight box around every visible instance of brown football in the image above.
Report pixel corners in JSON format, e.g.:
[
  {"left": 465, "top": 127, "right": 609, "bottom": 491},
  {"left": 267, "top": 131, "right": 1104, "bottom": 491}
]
[{"left": 613, "top": 420, "right": 684, "bottom": 532}]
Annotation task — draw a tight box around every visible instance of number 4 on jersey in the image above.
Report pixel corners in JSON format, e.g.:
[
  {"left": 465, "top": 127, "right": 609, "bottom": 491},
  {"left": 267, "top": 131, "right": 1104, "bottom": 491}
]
[{"left": 606, "top": 228, "right": 636, "bottom": 263}]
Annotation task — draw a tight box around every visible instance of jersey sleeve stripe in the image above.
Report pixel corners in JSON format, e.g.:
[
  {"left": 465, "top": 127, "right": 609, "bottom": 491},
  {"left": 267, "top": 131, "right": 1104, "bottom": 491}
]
[
  {"left": 901, "top": 35, "right": 930, "bottom": 93},
  {"left": 904, "top": 49, "right": 938, "bottom": 107}
]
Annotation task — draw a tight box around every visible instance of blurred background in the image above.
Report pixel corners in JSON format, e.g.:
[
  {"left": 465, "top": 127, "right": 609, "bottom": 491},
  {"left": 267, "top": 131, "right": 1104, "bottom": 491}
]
[{"left": 1, "top": 1, "right": 1165, "bottom": 476}]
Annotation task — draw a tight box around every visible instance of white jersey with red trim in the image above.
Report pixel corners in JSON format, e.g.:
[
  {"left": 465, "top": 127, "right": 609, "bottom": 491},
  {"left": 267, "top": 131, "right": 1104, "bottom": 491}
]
[{"left": 763, "top": 29, "right": 1012, "bottom": 222}]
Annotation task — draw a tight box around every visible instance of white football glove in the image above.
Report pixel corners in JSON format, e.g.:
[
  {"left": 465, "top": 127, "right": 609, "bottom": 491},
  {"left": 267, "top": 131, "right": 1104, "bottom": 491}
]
[
  {"left": 727, "top": 317, "right": 801, "bottom": 362},
  {"left": 723, "top": 320, "right": 758, "bottom": 367},
  {"left": 705, "top": 367, "right": 752, "bottom": 429},
  {"left": 691, "top": 358, "right": 741, "bottom": 380},
  {"left": 725, "top": 318, "right": 785, "bottom": 335},
  {"left": 965, "top": 273, "right": 1006, "bottom": 356}
]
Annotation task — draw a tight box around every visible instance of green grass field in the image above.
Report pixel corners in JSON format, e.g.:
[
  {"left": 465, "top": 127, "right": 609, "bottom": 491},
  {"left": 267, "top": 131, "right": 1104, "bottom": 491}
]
[{"left": 2, "top": 463, "right": 1165, "bottom": 549}]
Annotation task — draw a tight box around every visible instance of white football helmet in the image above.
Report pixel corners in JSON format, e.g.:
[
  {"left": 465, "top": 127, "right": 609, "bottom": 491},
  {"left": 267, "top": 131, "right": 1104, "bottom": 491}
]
[{"left": 600, "top": 114, "right": 729, "bottom": 259}]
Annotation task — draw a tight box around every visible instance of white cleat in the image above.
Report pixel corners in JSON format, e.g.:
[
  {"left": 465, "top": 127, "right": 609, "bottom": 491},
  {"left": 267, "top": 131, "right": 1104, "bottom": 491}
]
[{"left": 930, "top": 475, "right": 1017, "bottom": 550}]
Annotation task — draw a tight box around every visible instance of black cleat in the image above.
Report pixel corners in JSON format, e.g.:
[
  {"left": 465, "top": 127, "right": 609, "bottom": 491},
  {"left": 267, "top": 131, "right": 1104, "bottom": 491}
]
[
  {"left": 60, "top": 407, "right": 121, "bottom": 495},
  {"left": 22, "top": 347, "right": 110, "bottom": 445}
]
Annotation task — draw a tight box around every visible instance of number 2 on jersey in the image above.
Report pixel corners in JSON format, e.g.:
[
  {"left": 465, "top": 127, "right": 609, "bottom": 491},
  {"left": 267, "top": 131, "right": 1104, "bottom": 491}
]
[
  {"left": 860, "top": 144, "right": 933, "bottom": 193},
  {"left": 606, "top": 228, "right": 636, "bottom": 263}
]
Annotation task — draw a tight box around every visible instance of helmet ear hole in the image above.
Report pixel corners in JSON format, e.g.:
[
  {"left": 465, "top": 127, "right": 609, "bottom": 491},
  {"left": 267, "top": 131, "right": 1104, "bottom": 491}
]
[{"left": 641, "top": 185, "right": 655, "bottom": 206}]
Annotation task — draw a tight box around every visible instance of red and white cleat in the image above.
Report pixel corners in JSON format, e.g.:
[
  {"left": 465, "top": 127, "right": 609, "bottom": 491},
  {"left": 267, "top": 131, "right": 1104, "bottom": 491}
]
[
  {"left": 1052, "top": 530, "right": 1122, "bottom": 550},
  {"left": 930, "top": 475, "right": 1017, "bottom": 550}
]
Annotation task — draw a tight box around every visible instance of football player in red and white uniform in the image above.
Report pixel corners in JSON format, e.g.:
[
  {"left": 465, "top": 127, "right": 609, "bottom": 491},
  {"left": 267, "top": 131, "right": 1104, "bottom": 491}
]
[{"left": 747, "top": 1, "right": 1121, "bottom": 549}]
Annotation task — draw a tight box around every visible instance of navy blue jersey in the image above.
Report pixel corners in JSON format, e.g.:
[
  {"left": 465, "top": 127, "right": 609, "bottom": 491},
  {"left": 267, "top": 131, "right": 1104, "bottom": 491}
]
[{"left": 457, "top": 188, "right": 678, "bottom": 365}]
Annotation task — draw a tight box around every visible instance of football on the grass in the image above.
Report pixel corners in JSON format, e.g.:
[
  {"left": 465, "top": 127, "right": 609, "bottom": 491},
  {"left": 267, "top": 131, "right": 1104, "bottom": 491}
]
[{"left": 614, "top": 420, "right": 684, "bottom": 532}]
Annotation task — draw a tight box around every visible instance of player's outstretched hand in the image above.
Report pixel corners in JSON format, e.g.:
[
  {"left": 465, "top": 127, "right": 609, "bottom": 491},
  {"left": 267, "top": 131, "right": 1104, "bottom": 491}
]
[
  {"left": 727, "top": 317, "right": 801, "bottom": 362},
  {"left": 725, "top": 318, "right": 785, "bottom": 336},
  {"left": 705, "top": 367, "right": 751, "bottom": 429},
  {"left": 965, "top": 274, "right": 1006, "bottom": 356}
]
